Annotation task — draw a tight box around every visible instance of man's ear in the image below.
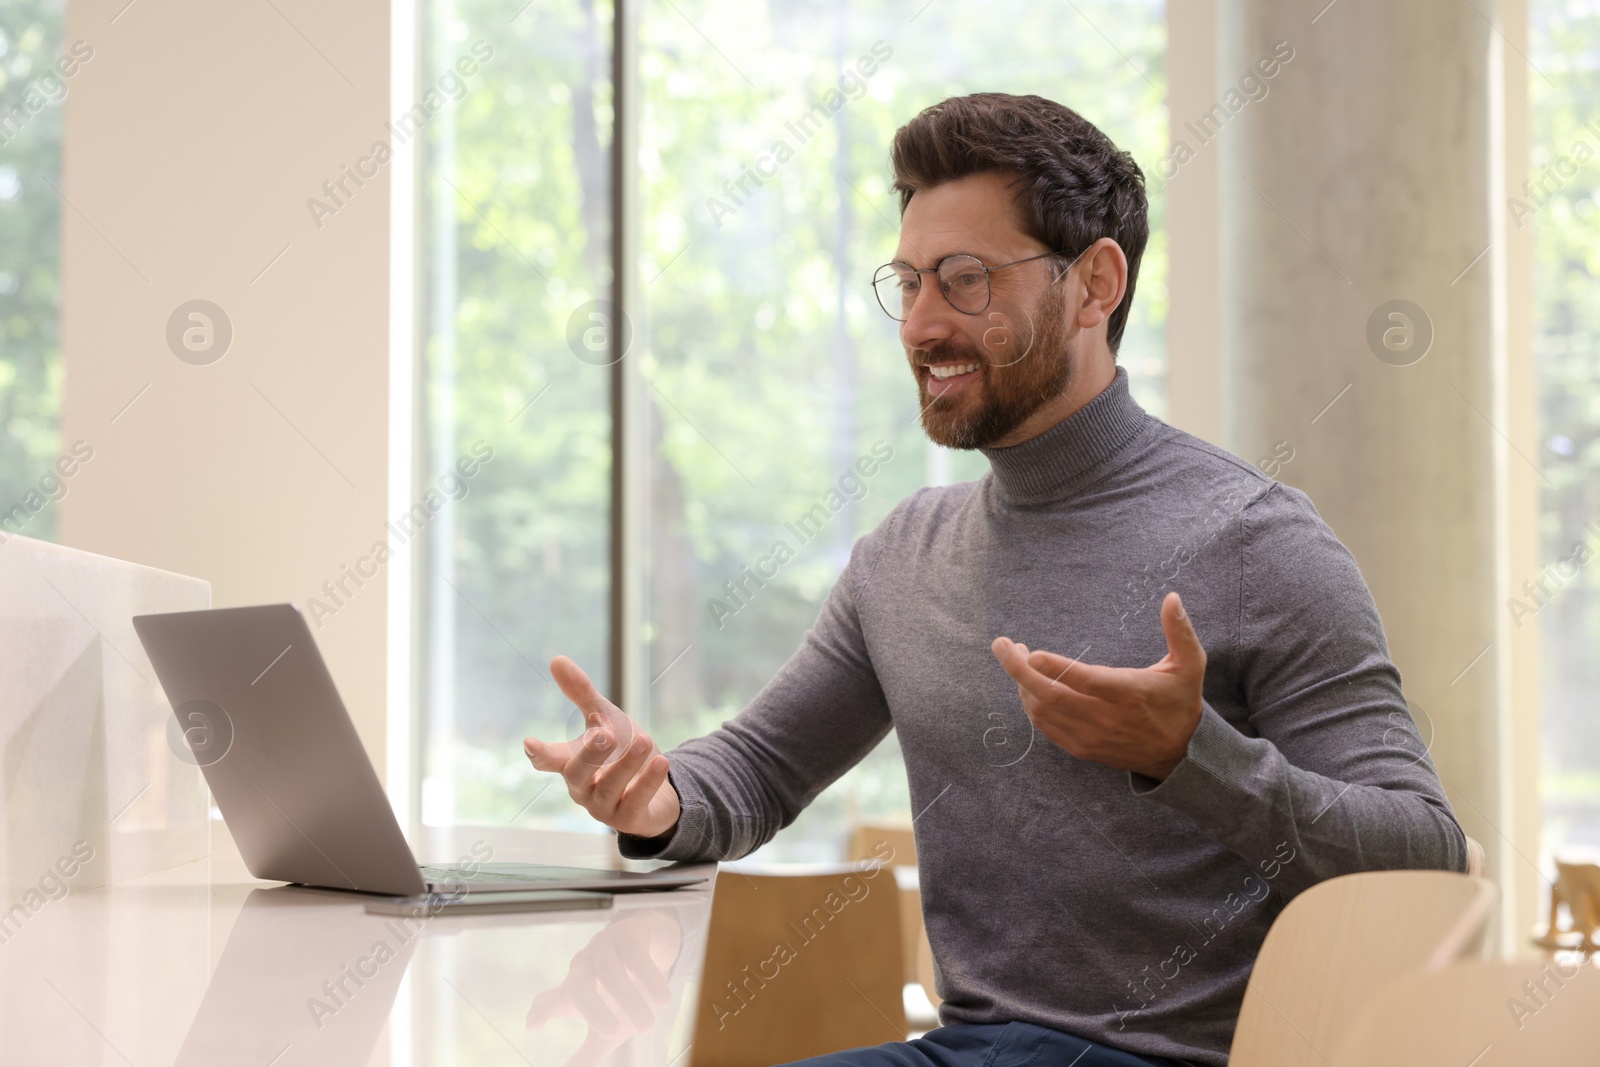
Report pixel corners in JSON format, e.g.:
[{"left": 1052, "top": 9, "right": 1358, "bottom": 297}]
[{"left": 1075, "top": 238, "right": 1128, "bottom": 332}]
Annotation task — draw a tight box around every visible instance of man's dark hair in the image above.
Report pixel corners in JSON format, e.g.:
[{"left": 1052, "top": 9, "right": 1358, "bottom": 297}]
[{"left": 889, "top": 92, "right": 1149, "bottom": 354}]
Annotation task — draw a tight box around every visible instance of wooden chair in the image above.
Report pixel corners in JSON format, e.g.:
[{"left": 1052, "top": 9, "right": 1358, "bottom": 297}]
[
  {"left": 914, "top": 928, "right": 940, "bottom": 1011},
  {"left": 1330, "top": 958, "right": 1600, "bottom": 1065},
  {"left": 844, "top": 824, "right": 933, "bottom": 1005},
  {"left": 838, "top": 825, "right": 1491, "bottom": 1046},
  {"left": 1532, "top": 855, "right": 1600, "bottom": 956},
  {"left": 1227, "top": 868, "right": 1496, "bottom": 1066},
  {"left": 690, "top": 863, "right": 907, "bottom": 1067}
]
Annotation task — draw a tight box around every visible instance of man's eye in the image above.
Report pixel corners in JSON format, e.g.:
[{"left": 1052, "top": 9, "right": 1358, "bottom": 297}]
[{"left": 952, "top": 273, "right": 983, "bottom": 287}]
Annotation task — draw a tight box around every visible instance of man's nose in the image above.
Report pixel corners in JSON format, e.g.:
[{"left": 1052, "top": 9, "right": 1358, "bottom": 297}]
[{"left": 900, "top": 280, "right": 959, "bottom": 351}]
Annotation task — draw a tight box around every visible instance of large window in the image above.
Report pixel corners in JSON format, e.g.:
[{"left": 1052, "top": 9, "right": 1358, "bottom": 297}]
[
  {"left": 412, "top": 0, "right": 617, "bottom": 829},
  {"left": 0, "top": 1, "right": 65, "bottom": 545},
  {"left": 634, "top": 2, "right": 1167, "bottom": 857},
  {"left": 415, "top": 0, "right": 1168, "bottom": 852},
  {"left": 1529, "top": 1, "right": 1600, "bottom": 862}
]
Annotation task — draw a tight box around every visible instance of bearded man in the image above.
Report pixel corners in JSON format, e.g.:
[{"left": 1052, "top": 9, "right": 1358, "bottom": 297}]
[{"left": 525, "top": 92, "right": 1465, "bottom": 1067}]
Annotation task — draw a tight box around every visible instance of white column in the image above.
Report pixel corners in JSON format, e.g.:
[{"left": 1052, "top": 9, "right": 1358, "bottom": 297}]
[
  {"left": 1165, "top": 0, "right": 1224, "bottom": 446},
  {"left": 1188, "top": 0, "right": 1540, "bottom": 950}
]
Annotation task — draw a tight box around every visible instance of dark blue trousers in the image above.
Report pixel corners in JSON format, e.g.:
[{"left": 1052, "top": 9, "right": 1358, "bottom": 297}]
[{"left": 780, "top": 1021, "right": 1191, "bottom": 1067}]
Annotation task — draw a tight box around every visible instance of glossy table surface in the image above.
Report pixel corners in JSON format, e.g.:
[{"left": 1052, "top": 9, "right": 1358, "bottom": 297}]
[{"left": 0, "top": 826, "right": 717, "bottom": 1067}]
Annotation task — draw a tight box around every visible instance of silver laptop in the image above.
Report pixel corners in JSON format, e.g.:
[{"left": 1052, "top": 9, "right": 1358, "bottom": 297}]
[{"left": 131, "top": 603, "right": 704, "bottom": 900}]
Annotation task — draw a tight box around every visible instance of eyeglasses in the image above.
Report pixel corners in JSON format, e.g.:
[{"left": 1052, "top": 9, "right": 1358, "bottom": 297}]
[{"left": 871, "top": 248, "right": 1080, "bottom": 322}]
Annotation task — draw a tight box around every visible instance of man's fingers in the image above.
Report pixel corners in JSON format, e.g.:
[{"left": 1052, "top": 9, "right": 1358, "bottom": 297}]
[
  {"left": 589, "top": 954, "right": 656, "bottom": 1033},
  {"left": 588, "top": 731, "right": 657, "bottom": 811},
  {"left": 1024, "top": 648, "right": 1137, "bottom": 703},
  {"left": 993, "top": 637, "right": 1060, "bottom": 697},
  {"left": 552, "top": 654, "right": 643, "bottom": 757},
  {"left": 525, "top": 987, "right": 571, "bottom": 1029},
  {"left": 524, "top": 736, "right": 573, "bottom": 773},
  {"left": 1021, "top": 646, "right": 1076, "bottom": 678},
  {"left": 615, "top": 935, "right": 673, "bottom": 1010},
  {"left": 1159, "top": 592, "right": 1207, "bottom": 672},
  {"left": 991, "top": 635, "right": 1021, "bottom": 670},
  {"left": 613, "top": 754, "right": 671, "bottom": 829},
  {"left": 993, "top": 637, "right": 1098, "bottom": 710},
  {"left": 564, "top": 727, "right": 624, "bottom": 794},
  {"left": 563, "top": 974, "right": 622, "bottom": 1038},
  {"left": 551, "top": 655, "right": 608, "bottom": 722}
]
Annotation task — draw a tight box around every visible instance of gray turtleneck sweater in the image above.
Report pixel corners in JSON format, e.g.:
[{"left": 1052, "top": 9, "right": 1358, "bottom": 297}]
[{"left": 619, "top": 367, "right": 1466, "bottom": 1065}]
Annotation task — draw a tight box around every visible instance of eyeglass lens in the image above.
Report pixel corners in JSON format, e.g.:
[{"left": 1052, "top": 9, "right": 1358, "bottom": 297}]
[{"left": 873, "top": 254, "right": 992, "bottom": 321}]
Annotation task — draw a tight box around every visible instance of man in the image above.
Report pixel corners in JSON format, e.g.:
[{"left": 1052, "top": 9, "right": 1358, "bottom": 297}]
[{"left": 524, "top": 93, "right": 1465, "bottom": 1067}]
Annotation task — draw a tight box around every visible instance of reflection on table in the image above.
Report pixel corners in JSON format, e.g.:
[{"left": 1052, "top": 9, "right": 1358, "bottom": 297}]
[{"left": 0, "top": 840, "right": 714, "bottom": 1066}]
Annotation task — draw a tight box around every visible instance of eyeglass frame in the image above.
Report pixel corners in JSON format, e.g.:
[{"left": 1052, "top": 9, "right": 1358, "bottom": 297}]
[{"left": 870, "top": 246, "right": 1088, "bottom": 322}]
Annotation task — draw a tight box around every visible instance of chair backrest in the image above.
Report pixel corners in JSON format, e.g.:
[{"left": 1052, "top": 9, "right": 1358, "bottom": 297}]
[
  {"left": 1330, "top": 958, "right": 1600, "bottom": 1065},
  {"left": 690, "top": 864, "right": 906, "bottom": 1067},
  {"left": 1228, "top": 870, "right": 1496, "bottom": 1067},
  {"left": 914, "top": 922, "right": 941, "bottom": 1009},
  {"left": 846, "top": 823, "right": 922, "bottom": 992},
  {"left": 1466, "top": 834, "right": 1486, "bottom": 878},
  {"left": 845, "top": 823, "right": 916, "bottom": 868},
  {"left": 1555, "top": 858, "right": 1600, "bottom": 937}
]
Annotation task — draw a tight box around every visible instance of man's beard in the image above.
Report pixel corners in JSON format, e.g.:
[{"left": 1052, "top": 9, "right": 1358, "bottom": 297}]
[{"left": 913, "top": 284, "right": 1073, "bottom": 450}]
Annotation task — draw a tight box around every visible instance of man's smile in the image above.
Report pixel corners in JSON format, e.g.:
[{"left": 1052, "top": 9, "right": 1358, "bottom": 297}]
[{"left": 922, "top": 360, "right": 984, "bottom": 396}]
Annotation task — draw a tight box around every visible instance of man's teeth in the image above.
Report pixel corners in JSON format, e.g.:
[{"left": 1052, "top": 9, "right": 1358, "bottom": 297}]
[{"left": 929, "top": 363, "right": 980, "bottom": 379}]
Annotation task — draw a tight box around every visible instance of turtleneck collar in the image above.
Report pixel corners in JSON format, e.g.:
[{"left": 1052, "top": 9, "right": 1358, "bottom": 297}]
[{"left": 978, "top": 366, "right": 1153, "bottom": 508}]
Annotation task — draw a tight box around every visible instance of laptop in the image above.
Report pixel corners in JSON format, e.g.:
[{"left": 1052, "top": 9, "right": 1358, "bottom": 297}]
[{"left": 131, "top": 603, "right": 705, "bottom": 902}]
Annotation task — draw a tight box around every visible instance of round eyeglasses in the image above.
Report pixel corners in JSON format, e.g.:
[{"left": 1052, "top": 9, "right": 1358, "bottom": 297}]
[{"left": 871, "top": 249, "right": 1078, "bottom": 322}]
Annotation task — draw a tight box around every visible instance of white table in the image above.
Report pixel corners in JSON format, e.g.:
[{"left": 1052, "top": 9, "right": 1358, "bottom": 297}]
[{"left": 0, "top": 827, "right": 718, "bottom": 1066}]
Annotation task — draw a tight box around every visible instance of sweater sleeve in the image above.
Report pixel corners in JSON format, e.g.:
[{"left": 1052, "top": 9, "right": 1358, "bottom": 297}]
[
  {"left": 616, "top": 514, "right": 897, "bottom": 863},
  {"left": 1129, "top": 481, "right": 1468, "bottom": 897}
]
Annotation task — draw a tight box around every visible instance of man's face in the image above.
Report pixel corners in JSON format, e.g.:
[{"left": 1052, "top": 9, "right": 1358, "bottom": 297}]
[{"left": 894, "top": 172, "right": 1076, "bottom": 450}]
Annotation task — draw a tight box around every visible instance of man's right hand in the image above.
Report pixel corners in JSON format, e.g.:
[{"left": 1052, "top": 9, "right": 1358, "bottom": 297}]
[{"left": 523, "top": 655, "right": 681, "bottom": 840}]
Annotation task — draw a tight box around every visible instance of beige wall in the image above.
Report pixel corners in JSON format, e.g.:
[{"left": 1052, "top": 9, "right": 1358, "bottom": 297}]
[{"left": 59, "top": 1, "right": 395, "bottom": 776}]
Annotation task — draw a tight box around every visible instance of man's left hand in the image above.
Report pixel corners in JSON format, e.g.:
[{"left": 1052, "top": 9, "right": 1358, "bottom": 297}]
[{"left": 991, "top": 591, "right": 1206, "bottom": 780}]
